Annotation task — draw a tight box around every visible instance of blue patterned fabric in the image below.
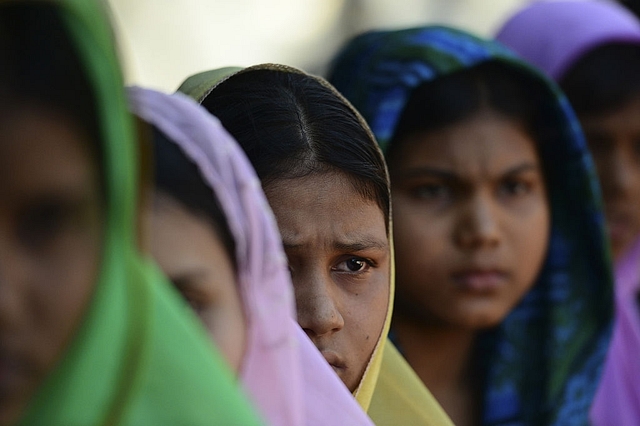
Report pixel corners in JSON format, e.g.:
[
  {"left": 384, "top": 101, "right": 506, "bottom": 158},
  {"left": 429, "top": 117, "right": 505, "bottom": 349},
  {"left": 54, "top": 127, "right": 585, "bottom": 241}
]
[{"left": 328, "top": 26, "right": 613, "bottom": 426}]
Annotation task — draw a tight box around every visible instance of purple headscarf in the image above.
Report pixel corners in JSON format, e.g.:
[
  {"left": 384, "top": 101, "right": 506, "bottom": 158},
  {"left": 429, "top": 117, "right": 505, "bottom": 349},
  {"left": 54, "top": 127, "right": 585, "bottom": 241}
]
[
  {"left": 497, "top": 2, "right": 640, "bottom": 424},
  {"left": 496, "top": 0, "right": 640, "bottom": 80},
  {"left": 128, "top": 87, "right": 374, "bottom": 426},
  {"left": 591, "top": 235, "right": 640, "bottom": 425}
]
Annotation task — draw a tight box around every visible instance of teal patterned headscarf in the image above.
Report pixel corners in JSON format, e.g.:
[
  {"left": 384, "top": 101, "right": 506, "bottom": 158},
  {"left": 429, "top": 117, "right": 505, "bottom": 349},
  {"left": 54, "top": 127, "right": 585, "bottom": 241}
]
[{"left": 328, "top": 26, "right": 613, "bottom": 426}]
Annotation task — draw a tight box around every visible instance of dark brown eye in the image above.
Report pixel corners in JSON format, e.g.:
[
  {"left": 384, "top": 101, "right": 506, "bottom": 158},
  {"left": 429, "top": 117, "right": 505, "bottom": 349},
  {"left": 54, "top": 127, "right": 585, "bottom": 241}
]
[
  {"left": 498, "top": 179, "right": 531, "bottom": 198},
  {"left": 171, "top": 280, "right": 207, "bottom": 314},
  {"left": 413, "top": 183, "right": 450, "bottom": 200},
  {"left": 346, "top": 258, "right": 365, "bottom": 271},
  {"left": 17, "top": 201, "right": 73, "bottom": 250},
  {"left": 333, "top": 257, "right": 372, "bottom": 273}
]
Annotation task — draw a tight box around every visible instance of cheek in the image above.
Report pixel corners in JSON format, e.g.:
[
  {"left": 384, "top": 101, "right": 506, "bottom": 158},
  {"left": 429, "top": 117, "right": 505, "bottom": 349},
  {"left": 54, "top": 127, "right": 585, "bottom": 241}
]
[
  {"left": 392, "top": 199, "right": 449, "bottom": 283},
  {"left": 205, "top": 300, "right": 246, "bottom": 375},
  {"left": 344, "top": 266, "right": 390, "bottom": 354},
  {"left": 200, "top": 270, "right": 246, "bottom": 375},
  {"left": 24, "top": 227, "right": 101, "bottom": 377},
  {"left": 507, "top": 199, "right": 550, "bottom": 290}
]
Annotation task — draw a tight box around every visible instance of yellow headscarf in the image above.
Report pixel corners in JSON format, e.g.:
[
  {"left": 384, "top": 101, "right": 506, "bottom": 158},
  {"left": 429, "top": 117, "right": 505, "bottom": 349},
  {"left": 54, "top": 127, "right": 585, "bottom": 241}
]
[{"left": 179, "top": 64, "right": 453, "bottom": 426}]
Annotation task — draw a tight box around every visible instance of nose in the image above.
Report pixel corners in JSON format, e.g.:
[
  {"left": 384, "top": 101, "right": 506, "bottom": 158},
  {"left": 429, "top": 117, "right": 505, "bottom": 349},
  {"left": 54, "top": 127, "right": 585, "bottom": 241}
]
[
  {"left": 294, "top": 270, "right": 344, "bottom": 338},
  {"left": 454, "top": 192, "right": 501, "bottom": 250},
  {"left": 601, "top": 145, "right": 640, "bottom": 199}
]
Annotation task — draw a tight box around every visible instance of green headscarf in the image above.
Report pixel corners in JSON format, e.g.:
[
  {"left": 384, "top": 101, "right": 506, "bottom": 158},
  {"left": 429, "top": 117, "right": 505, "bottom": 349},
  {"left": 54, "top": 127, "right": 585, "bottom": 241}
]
[{"left": 9, "top": 1, "right": 262, "bottom": 424}]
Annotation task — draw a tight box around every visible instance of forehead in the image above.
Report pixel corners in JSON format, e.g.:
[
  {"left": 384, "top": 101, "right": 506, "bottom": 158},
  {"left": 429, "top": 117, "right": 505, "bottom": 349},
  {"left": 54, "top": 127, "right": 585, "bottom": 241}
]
[
  {"left": 150, "top": 192, "right": 232, "bottom": 274},
  {"left": 393, "top": 113, "right": 540, "bottom": 176},
  {"left": 581, "top": 95, "right": 640, "bottom": 135},
  {"left": 264, "top": 173, "right": 388, "bottom": 247},
  {"left": 0, "top": 106, "right": 96, "bottom": 197}
]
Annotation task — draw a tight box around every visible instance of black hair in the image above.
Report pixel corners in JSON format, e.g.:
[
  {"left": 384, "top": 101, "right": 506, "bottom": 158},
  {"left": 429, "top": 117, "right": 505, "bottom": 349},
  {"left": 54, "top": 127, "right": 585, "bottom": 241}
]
[
  {"left": 0, "top": 3, "right": 102, "bottom": 174},
  {"left": 388, "top": 61, "right": 543, "bottom": 165},
  {"left": 200, "top": 69, "right": 390, "bottom": 228},
  {"left": 620, "top": 0, "right": 640, "bottom": 19},
  {"left": 152, "top": 127, "right": 237, "bottom": 269},
  {"left": 560, "top": 43, "right": 640, "bottom": 116}
]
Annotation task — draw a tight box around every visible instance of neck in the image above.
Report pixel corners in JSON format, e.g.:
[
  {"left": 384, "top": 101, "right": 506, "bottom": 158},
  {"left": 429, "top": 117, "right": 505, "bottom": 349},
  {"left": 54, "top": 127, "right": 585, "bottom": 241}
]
[{"left": 393, "top": 311, "right": 480, "bottom": 426}]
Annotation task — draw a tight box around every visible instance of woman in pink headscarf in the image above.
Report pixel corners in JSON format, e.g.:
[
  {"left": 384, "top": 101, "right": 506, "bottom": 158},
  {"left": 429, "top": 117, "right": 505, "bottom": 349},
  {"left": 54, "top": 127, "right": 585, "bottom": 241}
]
[
  {"left": 128, "top": 86, "right": 374, "bottom": 426},
  {"left": 497, "top": 2, "right": 640, "bottom": 424}
]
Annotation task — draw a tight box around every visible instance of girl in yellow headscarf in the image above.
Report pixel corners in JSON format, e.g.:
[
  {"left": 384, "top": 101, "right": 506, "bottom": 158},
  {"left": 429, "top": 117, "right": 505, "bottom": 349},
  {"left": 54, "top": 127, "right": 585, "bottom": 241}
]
[{"left": 179, "top": 65, "right": 454, "bottom": 425}]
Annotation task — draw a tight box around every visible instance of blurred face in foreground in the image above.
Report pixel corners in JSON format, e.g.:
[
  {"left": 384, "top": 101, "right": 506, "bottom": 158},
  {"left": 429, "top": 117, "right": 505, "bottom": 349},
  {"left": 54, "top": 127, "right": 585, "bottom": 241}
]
[
  {"left": 0, "top": 105, "right": 103, "bottom": 425},
  {"left": 149, "top": 192, "right": 246, "bottom": 373}
]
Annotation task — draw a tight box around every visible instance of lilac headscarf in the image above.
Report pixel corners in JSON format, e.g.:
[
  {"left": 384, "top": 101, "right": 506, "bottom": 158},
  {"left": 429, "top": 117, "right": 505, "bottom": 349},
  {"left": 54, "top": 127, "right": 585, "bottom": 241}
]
[
  {"left": 128, "top": 87, "right": 374, "bottom": 426},
  {"left": 591, "top": 235, "right": 640, "bottom": 425},
  {"left": 496, "top": 0, "right": 640, "bottom": 80}
]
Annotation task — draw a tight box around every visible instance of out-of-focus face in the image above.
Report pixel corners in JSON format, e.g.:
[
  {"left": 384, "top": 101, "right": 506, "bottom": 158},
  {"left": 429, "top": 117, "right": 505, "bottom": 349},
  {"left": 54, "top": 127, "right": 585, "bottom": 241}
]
[
  {"left": 580, "top": 94, "right": 640, "bottom": 260},
  {"left": 389, "top": 112, "right": 550, "bottom": 329},
  {"left": 265, "top": 172, "right": 390, "bottom": 392},
  {"left": 0, "top": 106, "right": 103, "bottom": 425},
  {"left": 149, "top": 192, "right": 246, "bottom": 374}
]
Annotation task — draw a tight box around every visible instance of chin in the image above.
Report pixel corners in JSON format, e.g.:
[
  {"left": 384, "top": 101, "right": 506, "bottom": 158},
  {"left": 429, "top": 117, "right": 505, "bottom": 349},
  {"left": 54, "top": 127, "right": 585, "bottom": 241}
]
[{"left": 455, "top": 309, "right": 507, "bottom": 330}]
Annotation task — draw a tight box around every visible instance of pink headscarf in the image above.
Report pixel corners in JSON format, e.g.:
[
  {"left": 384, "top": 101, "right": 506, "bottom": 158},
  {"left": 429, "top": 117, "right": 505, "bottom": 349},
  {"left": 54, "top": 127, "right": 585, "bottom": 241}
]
[
  {"left": 128, "top": 86, "right": 374, "bottom": 426},
  {"left": 496, "top": 0, "right": 640, "bottom": 80}
]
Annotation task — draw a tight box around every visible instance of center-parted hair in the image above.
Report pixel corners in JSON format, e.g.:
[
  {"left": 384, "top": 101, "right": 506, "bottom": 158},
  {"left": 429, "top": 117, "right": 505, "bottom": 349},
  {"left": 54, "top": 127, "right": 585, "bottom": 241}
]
[{"left": 200, "top": 68, "right": 390, "bottom": 228}]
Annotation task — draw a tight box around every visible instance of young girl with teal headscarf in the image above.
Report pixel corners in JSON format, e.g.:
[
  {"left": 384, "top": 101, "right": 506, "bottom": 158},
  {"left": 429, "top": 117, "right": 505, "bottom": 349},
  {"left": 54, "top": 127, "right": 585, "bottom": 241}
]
[{"left": 328, "top": 26, "right": 613, "bottom": 426}]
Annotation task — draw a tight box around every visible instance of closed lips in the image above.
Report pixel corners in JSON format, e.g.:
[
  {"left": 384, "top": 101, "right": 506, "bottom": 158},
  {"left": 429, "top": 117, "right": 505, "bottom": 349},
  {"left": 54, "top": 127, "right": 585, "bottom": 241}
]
[
  {"left": 451, "top": 269, "right": 508, "bottom": 292},
  {"left": 320, "top": 349, "right": 347, "bottom": 370}
]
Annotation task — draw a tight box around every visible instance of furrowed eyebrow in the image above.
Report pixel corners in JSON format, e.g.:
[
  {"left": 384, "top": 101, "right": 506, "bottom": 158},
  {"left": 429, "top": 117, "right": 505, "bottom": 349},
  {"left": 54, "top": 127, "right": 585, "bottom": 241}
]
[
  {"left": 396, "top": 163, "right": 540, "bottom": 181},
  {"left": 333, "top": 238, "right": 388, "bottom": 252},
  {"left": 395, "top": 166, "right": 457, "bottom": 181},
  {"left": 282, "top": 239, "right": 388, "bottom": 252},
  {"left": 282, "top": 242, "right": 304, "bottom": 251},
  {"left": 501, "top": 163, "right": 539, "bottom": 177}
]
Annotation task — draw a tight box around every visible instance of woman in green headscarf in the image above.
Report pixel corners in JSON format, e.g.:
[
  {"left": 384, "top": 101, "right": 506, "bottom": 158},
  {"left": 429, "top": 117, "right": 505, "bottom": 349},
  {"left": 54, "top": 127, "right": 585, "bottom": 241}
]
[{"left": 0, "top": 1, "right": 262, "bottom": 425}]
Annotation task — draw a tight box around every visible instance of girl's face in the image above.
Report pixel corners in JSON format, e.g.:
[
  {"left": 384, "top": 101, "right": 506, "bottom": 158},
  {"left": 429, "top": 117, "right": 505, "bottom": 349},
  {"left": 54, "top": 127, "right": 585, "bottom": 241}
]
[
  {"left": 390, "top": 112, "right": 550, "bottom": 329},
  {"left": 580, "top": 94, "right": 640, "bottom": 260},
  {"left": 264, "top": 172, "right": 390, "bottom": 392},
  {"left": 0, "top": 106, "right": 103, "bottom": 425},
  {"left": 149, "top": 192, "right": 246, "bottom": 373}
]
